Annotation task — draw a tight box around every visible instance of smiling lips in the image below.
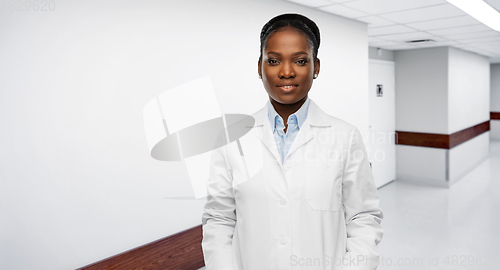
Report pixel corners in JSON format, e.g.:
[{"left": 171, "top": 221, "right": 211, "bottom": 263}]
[{"left": 277, "top": 84, "right": 298, "bottom": 91}]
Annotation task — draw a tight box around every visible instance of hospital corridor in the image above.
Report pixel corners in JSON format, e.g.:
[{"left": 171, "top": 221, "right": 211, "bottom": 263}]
[{"left": 1, "top": 0, "right": 500, "bottom": 269}]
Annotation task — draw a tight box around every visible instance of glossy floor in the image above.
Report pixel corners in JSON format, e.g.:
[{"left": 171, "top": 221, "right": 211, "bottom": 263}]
[{"left": 377, "top": 140, "right": 500, "bottom": 270}]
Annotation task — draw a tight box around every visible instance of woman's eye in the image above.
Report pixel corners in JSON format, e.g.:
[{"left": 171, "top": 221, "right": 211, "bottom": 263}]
[
  {"left": 267, "top": 59, "right": 279, "bottom": 65},
  {"left": 296, "top": 59, "right": 308, "bottom": 65}
]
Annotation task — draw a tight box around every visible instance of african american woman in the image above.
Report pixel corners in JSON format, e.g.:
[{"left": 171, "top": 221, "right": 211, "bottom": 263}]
[{"left": 202, "top": 13, "right": 383, "bottom": 270}]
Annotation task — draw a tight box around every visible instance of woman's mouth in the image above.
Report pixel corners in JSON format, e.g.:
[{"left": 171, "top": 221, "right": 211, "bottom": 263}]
[{"left": 277, "top": 85, "right": 298, "bottom": 92}]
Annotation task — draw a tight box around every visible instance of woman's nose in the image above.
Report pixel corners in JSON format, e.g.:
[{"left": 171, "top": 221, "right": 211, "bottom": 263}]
[{"left": 279, "top": 61, "right": 296, "bottom": 78}]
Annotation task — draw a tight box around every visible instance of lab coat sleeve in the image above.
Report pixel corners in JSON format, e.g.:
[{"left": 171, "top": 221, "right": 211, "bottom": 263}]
[
  {"left": 201, "top": 144, "right": 236, "bottom": 270},
  {"left": 342, "top": 126, "right": 384, "bottom": 270}
]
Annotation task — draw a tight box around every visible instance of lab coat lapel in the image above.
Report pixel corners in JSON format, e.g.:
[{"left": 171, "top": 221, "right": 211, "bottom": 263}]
[
  {"left": 250, "top": 102, "right": 282, "bottom": 165},
  {"left": 284, "top": 99, "right": 331, "bottom": 161},
  {"left": 260, "top": 117, "right": 283, "bottom": 165},
  {"left": 284, "top": 120, "right": 314, "bottom": 162}
]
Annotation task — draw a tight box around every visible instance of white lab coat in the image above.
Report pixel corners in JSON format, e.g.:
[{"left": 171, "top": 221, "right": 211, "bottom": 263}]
[{"left": 202, "top": 99, "right": 383, "bottom": 270}]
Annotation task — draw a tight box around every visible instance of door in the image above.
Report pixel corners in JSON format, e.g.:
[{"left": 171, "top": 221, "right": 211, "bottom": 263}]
[{"left": 368, "top": 59, "right": 396, "bottom": 188}]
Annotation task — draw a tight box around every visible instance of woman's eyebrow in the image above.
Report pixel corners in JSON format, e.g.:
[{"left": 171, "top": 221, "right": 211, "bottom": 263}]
[
  {"left": 292, "top": 51, "right": 309, "bottom": 56},
  {"left": 266, "top": 51, "right": 309, "bottom": 56}
]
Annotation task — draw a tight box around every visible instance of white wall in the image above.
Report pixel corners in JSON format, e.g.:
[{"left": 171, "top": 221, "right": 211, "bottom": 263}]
[
  {"left": 446, "top": 48, "right": 490, "bottom": 183},
  {"left": 0, "top": 1, "right": 369, "bottom": 269},
  {"left": 492, "top": 64, "right": 500, "bottom": 112},
  {"left": 448, "top": 47, "right": 490, "bottom": 133},
  {"left": 394, "top": 47, "right": 490, "bottom": 186},
  {"left": 492, "top": 64, "right": 500, "bottom": 140},
  {"left": 491, "top": 121, "right": 500, "bottom": 141},
  {"left": 449, "top": 132, "right": 490, "bottom": 184},
  {"left": 394, "top": 47, "right": 449, "bottom": 134},
  {"left": 447, "top": 48, "right": 490, "bottom": 180},
  {"left": 396, "top": 145, "right": 448, "bottom": 187}
]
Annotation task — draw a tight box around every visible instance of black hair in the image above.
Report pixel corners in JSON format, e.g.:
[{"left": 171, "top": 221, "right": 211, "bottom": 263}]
[{"left": 259, "top": 13, "right": 321, "bottom": 61}]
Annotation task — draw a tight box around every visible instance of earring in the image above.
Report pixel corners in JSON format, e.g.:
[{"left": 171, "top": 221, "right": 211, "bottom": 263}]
[
  {"left": 313, "top": 74, "right": 318, "bottom": 78},
  {"left": 259, "top": 75, "right": 262, "bottom": 79}
]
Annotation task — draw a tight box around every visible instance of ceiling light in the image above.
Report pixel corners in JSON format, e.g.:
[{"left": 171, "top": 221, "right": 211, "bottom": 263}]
[
  {"left": 447, "top": 0, "right": 500, "bottom": 31},
  {"left": 405, "top": 39, "right": 436, "bottom": 43}
]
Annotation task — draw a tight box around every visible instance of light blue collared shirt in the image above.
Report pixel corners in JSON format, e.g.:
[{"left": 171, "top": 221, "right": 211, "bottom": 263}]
[{"left": 267, "top": 97, "right": 311, "bottom": 164}]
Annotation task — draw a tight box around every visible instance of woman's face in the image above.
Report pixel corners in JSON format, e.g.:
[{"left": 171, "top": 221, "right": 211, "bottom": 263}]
[{"left": 258, "top": 27, "right": 320, "bottom": 106}]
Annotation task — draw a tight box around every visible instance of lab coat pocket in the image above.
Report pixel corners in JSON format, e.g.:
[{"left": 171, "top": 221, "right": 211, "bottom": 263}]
[{"left": 304, "top": 159, "right": 343, "bottom": 211}]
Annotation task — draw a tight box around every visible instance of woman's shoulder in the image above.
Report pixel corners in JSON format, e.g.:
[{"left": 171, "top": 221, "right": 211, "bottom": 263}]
[{"left": 308, "top": 99, "right": 356, "bottom": 132}]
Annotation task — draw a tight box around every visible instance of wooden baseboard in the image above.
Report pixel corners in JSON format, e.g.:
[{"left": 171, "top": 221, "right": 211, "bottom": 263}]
[
  {"left": 491, "top": 112, "right": 500, "bottom": 120},
  {"left": 449, "top": 121, "right": 490, "bottom": 148},
  {"left": 77, "top": 225, "right": 204, "bottom": 270},
  {"left": 396, "top": 120, "right": 490, "bottom": 149}
]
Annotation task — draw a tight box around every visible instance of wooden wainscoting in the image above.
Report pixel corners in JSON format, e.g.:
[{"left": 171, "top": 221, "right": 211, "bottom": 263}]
[
  {"left": 77, "top": 225, "right": 204, "bottom": 270},
  {"left": 396, "top": 120, "right": 490, "bottom": 149}
]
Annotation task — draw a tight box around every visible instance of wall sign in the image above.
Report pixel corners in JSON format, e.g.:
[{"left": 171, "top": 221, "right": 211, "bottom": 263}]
[{"left": 376, "top": 84, "right": 383, "bottom": 97}]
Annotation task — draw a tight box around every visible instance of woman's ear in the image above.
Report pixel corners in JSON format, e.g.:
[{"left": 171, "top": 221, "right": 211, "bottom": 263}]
[
  {"left": 258, "top": 58, "right": 262, "bottom": 79},
  {"left": 314, "top": 58, "right": 320, "bottom": 77}
]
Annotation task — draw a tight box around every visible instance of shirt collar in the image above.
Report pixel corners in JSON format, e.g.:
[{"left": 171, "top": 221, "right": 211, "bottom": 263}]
[{"left": 267, "top": 96, "right": 311, "bottom": 133}]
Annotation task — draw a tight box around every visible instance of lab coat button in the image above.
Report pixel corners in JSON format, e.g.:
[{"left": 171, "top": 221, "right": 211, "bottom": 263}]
[
  {"left": 280, "top": 237, "right": 287, "bottom": 245},
  {"left": 285, "top": 161, "right": 292, "bottom": 168},
  {"left": 280, "top": 198, "right": 287, "bottom": 205}
]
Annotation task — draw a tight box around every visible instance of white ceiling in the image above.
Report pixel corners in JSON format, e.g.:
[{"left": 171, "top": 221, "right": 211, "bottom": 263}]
[{"left": 285, "top": 0, "right": 500, "bottom": 63}]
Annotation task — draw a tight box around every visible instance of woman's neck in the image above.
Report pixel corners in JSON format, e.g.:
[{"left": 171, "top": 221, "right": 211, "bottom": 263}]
[{"left": 269, "top": 96, "right": 308, "bottom": 125}]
